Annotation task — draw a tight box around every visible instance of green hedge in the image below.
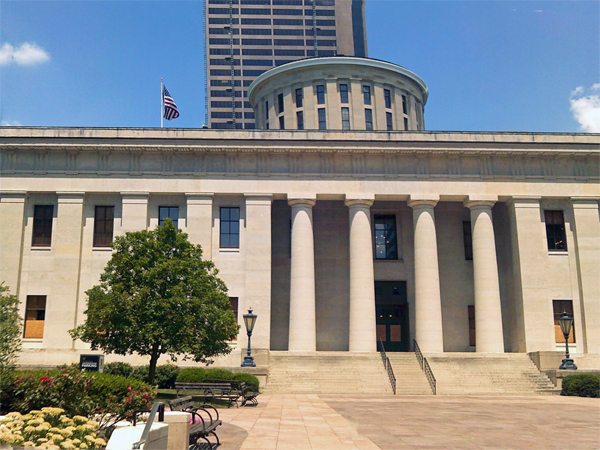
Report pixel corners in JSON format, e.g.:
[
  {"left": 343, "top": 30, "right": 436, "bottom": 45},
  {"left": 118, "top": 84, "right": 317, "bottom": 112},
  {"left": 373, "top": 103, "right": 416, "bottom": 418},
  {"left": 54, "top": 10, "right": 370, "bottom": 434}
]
[
  {"left": 561, "top": 373, "right": 600, "bottom": 398},
  {"left": 175, "top": 367, "right": 259, "bottom": 389}
]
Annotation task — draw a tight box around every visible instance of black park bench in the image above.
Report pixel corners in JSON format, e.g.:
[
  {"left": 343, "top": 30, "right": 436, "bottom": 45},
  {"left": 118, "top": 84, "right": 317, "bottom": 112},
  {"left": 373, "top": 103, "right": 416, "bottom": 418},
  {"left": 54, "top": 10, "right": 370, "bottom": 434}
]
[
  {"left": 167, "top": 396, "right": 222, "bottom": 450},
  {"left": 175, "top": 380, "right": 260, "bottom": 407}
]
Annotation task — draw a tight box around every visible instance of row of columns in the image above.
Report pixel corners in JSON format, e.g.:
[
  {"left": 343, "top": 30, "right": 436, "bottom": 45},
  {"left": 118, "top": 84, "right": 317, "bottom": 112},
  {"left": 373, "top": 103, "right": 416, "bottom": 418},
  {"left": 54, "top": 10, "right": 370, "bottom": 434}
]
[{"left": 287, "top": 195, "right": 505, "bottom": 353}]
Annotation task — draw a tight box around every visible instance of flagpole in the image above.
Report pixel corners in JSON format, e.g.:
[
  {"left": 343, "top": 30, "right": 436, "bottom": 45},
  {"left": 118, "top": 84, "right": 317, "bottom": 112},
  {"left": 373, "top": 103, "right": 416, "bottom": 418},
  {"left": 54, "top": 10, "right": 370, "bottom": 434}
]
[{"left": 161, "top": 78, "right": 164, "bottom": 129}]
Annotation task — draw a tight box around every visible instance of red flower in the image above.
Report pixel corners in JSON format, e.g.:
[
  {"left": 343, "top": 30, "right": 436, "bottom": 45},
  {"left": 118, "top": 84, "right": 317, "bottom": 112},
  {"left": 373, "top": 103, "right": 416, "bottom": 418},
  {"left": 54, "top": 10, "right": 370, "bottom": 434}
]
[{"left": 40, "top": 376, "right": 51, "bottom": 382}]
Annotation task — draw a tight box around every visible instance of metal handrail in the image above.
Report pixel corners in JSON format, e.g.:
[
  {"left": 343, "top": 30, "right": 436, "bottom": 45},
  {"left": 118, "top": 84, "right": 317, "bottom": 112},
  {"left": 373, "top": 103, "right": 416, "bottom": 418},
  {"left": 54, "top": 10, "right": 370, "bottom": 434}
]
[
  {"left": 379, "top": 339, "right": 396, "bottom": 395},
  {"left": 413, "top": 339, "right": 436, "bottom": 395},
  {"left": 132, "top": 402, "right": 165, "bottom": 450}
]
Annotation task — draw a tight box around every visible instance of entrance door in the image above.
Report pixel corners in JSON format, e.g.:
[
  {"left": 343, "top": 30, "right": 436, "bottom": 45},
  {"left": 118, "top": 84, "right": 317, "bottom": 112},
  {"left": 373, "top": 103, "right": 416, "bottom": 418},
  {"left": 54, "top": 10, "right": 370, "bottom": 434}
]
[{"left": 375, "top": 281, "right": 409, "bottom": 352}]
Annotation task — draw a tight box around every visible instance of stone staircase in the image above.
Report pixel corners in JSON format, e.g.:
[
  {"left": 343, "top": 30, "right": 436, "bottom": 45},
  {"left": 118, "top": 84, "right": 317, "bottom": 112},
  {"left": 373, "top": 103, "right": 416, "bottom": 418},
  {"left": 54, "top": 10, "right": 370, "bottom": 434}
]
[
  {"left": 425, "top": 353, "right": 561, "bottom": 395},
  {"left": 264, "top": 351, "right": 394, "bottom": 394},
  {"left": 386, "top": 353, "right": 435, "bottom": 395}
]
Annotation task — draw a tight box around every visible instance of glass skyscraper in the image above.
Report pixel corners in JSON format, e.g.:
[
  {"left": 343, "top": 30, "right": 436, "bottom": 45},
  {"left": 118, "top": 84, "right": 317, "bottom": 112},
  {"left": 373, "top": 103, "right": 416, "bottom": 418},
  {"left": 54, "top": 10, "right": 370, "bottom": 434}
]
[{"left": 205, "top": 0, "right": 367, "bottom": 129}]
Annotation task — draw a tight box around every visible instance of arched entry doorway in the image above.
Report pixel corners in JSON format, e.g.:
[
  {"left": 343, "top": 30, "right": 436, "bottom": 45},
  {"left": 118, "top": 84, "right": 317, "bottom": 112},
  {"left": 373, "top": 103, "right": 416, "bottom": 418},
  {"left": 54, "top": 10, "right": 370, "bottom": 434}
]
[{"left": 375, "top": 281, "right": 409, "bottom": 352}]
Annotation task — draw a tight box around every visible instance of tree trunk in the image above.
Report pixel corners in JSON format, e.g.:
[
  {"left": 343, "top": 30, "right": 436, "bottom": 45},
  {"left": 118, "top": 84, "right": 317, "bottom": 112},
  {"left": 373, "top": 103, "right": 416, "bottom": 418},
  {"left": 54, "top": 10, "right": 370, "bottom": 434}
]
[{"left": 149, "top": 343, "right": 160, "bottom": 385}]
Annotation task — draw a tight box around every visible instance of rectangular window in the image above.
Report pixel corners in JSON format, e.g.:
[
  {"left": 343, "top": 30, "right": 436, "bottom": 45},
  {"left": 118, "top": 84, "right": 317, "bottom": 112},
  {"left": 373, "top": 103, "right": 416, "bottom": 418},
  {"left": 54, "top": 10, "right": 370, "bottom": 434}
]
[
  {"left": 402, "top": 95, "right": 408, "bottom": 114},
  {"left": 384, "top": 89, "right": 391, "bottom": 109},
  {"left": 93, "top": 206, "right": 114, "bottom": 247},
  {"left": 404, "top": 117, "right": 409, "bottom": 130},
  {"left": 363, "top": 85, "right": 371, "bottom": 105},
  {"left": 463, "top": 221, "right": 473, "bottom": 260},
  {"left": 545, "top": 211, "right": 567, "bottom": 251},
  {"left": 279, "top": 116, "right": 285, "bottom": 129},
  {"left": 32, "top": 205, "right": 53, "bottom": 247},
  {"left": 340, "top": 84, "right": 348, "bottom": 104},
  {"left": 24, "top": 295, "right": 46, "bottom": 339},
  {"left": 265, "top": 101, "right": 269, "bottom": 121},
  {"left": 468, "top": 305, "right": 475, "bottom": 346},
  {"left": 159, "top": 206, "right": 179, "bottom": 228},
  {"left": 220, "top": 207, "right": 240, "bottom": 248},
  {"left": 278, "top": 93, "right": 284, "bottom": 114},
  {"left": 365, "top": 109, "right": 373, "bottom": 131},
  {"left": 296, "top": 111, "right": 304, "bottom": 130},
  {"left": 341, "top": 107, "right": 350, "bottom": 131},
  {"left": 374, "top": 215, "right": 398, "bottom": 260},
  {"left": 230, "top": 297, "right": 239, "bottom": 323},
  {"left": 318, "top": 108, "right": 326, "bottom": 130},
  {"left": 295, "top": 88, "right": 303, "bottom": 107},
  {"left": 386, "top": 112, "right": 393, "bottom": 131},
  {"left": 316, "top": 85, "right": 325, "bottom": 104},
  {"left": 553, "top": 300, "right": 575, "bottom": 343}
]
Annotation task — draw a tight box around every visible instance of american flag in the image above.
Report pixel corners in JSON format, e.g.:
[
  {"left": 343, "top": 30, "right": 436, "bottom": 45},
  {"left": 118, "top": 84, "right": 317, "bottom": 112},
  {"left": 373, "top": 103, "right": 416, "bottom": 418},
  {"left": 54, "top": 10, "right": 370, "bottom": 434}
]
[{"left": 163, "top": 86, "right": 180, "bottom": 121}]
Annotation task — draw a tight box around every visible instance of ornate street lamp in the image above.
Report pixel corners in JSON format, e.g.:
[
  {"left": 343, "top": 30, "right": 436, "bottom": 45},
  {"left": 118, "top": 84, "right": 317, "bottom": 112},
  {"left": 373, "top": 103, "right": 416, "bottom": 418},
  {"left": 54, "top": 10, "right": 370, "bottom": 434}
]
[
  {"left": 241, "top": 308, "right": 257, "bottom": 368},
  {"left": 558, "top": 311, "right": 577, "bottom": 370}
]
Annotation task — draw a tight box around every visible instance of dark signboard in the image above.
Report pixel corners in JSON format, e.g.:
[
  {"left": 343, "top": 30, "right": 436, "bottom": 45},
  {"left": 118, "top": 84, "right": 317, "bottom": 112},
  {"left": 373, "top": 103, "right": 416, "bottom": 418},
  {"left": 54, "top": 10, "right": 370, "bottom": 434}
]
[{"left": 80, "top": 354, "right": 104, "bottom": 372}]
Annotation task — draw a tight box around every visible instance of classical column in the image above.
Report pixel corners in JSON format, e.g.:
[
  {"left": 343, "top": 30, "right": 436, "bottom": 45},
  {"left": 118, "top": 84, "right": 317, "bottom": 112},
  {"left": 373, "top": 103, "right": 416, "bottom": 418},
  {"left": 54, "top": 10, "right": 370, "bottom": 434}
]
[
  {"left": 186, "top": 193, "right": 214, "bottom": 258},
  {"left": 49, "top": 192, "right": 85, "bottom": 348},
  {"left": 408, "top": 197, "right": 444, "bottom": 353},
  {"left": 508, "top": 196, "right": 552, "bottom": 352},
  {"left": 244, "top": 194, "right": 273, "bottom": 359},
  {"left": 571, "top": 197, "right": 600, "bottom": 354},
  {"left": 0, "top": 191, "right": 27, "bottom": 295},
  {"left": 121, "top": 192, "right": 149, "bottom": 231},
  {"left": 288, "top": 198, "right": 316, "bottom": 351},
  {"left": 465, "top": 197, "right": 504, "bottom": 353},
  {"left": 346, "top": 198, "right": 376, "bottom": 352}
]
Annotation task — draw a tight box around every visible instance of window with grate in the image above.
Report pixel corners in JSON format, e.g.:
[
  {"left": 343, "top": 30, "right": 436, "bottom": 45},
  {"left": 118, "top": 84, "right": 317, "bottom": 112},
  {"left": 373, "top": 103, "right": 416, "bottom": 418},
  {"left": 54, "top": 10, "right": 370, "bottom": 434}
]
[
  {"left": 93, "top": 206, "right": 114, "bottom": 247},
  {"left": 32, "top": 205, "right": 53, "bottom": 247},
  {"left": 545, "top": 210, "right": 567, "bottom": 251},
  {"left": 341, "top": 107, "right": 350, "bottom": 131},
  {"left": 220, "top": 207, "right": 240, "bottom": 248},
  {"left": 374, "top": 215, "right": 398, "bottom": 260},
  {"left": 365, "top": 109, "right": 373, "bottom": 130}
]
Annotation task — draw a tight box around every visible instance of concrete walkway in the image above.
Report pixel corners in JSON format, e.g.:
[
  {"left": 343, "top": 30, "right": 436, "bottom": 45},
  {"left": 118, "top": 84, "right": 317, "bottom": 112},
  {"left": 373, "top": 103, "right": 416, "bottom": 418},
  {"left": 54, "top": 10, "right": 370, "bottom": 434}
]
[{"left": 217, "top": 394, "right": 600, "bottom": 450}]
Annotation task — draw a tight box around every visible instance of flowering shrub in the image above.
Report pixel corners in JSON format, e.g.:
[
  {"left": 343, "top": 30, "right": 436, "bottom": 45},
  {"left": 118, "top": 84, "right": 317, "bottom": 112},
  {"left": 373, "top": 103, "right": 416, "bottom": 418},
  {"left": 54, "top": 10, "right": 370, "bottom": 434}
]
[
  {"left": 8, "top": 368, "right": 96, "bottom": 417},
  {"left": 0, "top": 407, "right": 106, "bottom": 450}
]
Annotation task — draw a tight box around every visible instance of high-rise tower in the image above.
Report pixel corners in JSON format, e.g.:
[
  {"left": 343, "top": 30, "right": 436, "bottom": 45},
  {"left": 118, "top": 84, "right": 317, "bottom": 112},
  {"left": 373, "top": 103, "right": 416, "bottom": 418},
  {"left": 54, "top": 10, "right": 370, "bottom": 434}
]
[{"left": 204, "top": 0, "right": 367, "bottom": 129}]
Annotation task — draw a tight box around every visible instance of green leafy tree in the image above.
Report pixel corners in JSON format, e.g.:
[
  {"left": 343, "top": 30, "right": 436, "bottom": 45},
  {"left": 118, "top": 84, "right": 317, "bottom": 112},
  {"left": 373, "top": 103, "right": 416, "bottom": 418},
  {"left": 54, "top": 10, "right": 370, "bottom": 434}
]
[
  {"left": 70, "top": 220, "right": 239, "bottom": 384},
  {"left": 0, "top": 283, "right": 22, "bottom": 373}
]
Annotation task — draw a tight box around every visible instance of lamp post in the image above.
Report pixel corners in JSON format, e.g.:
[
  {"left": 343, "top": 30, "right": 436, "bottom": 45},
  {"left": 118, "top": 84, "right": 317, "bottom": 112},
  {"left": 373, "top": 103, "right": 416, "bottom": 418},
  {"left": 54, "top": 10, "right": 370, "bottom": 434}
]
[
  {"left": 241, "top": 309, "right": 257, "bottom": 367},
  {"left": 558, "top": 310, "right": 577, "bottom": 370}
]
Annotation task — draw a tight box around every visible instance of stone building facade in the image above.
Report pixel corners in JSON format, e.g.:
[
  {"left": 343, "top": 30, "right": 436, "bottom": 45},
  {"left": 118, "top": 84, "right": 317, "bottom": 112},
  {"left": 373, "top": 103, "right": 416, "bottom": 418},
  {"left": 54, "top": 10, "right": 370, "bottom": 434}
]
[
  {"left": 1, "top": 57, "right": 598, "bottom": 367},
  {"left": 1, "top": 127, "right": 598, "bottom": 366}
]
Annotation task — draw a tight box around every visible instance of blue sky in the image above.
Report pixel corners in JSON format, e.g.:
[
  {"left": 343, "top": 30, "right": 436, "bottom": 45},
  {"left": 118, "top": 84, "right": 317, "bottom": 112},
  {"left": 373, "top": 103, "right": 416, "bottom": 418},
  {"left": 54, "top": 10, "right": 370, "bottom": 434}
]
[{"left": 1, "top": 0, "right": 598, "bottom": 132}]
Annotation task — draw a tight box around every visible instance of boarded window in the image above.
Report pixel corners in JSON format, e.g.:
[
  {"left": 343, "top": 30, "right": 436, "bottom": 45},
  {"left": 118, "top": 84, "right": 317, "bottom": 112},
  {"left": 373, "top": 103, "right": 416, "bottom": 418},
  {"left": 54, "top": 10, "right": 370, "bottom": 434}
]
[
  {"left": 468, "top": 305, "right": 475, "bottom": 346},
  {"left": 24, "top": 295, "right": 46, "bottom": 339},
  {"left": 553, "top": 300, "right": 575, "bottom": 343}
]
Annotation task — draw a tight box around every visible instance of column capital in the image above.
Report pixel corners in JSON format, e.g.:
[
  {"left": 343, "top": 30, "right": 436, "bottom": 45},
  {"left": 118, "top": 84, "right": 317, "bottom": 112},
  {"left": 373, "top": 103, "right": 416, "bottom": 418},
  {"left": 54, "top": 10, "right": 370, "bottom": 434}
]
[
  {"left": 288, "top": 198, "right": 316, "bottom": 207},
  {"left": 571, "top": 196, "right": 600, "bottom": 208},
  {"left": 56, "top": 191, "right": 85, "bottom": 203},
  {"left": 0, "top": 190, "right": 28, "bottom": 203},
  {"left": 408, "top": 195, "right": 438, "bottom": 209},
  {"left": 345, "top": 198, "right": 373, "bottom": 208},
  {"left": 121, "top": 191, "right": 150, "bottom": 202},
  {"left": 186, "top": 192, "right": 214, "bottom": 199},
  {"left": 507, "top": 196, "right": 541, "bottom": 208},
  {"left": 464, "top": 195, "right": 497, "bottom": 210},
  {"left": 244, "top": 193, "right": 273, "bottom": 205}
]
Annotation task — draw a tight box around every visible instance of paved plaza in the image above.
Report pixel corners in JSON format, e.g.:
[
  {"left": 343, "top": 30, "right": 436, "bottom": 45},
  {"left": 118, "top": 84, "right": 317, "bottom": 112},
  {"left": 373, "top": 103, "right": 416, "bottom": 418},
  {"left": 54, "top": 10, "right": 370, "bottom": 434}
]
[{"left": 216, "top": 394, "right": 600, "bottom": 450}]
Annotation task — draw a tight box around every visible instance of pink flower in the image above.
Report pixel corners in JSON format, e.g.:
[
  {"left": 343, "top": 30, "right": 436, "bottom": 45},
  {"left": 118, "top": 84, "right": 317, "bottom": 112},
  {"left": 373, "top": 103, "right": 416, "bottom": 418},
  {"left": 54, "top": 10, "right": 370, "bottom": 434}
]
[{"left": 127, "top": 386, "right": 132, "bottom": 390}]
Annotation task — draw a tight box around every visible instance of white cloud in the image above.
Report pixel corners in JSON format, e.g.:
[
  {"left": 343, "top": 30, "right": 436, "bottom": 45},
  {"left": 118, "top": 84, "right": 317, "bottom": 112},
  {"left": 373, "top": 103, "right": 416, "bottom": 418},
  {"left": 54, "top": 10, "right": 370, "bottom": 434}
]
[
  {"left": 570, "top": 84, "right": 600, "bottom": 133},
  {"left": 1, "top": 120, "right": 22, "bottom": 126},
  {"left": 0, "top": 42, "right": 50, "bottom": 66}
]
